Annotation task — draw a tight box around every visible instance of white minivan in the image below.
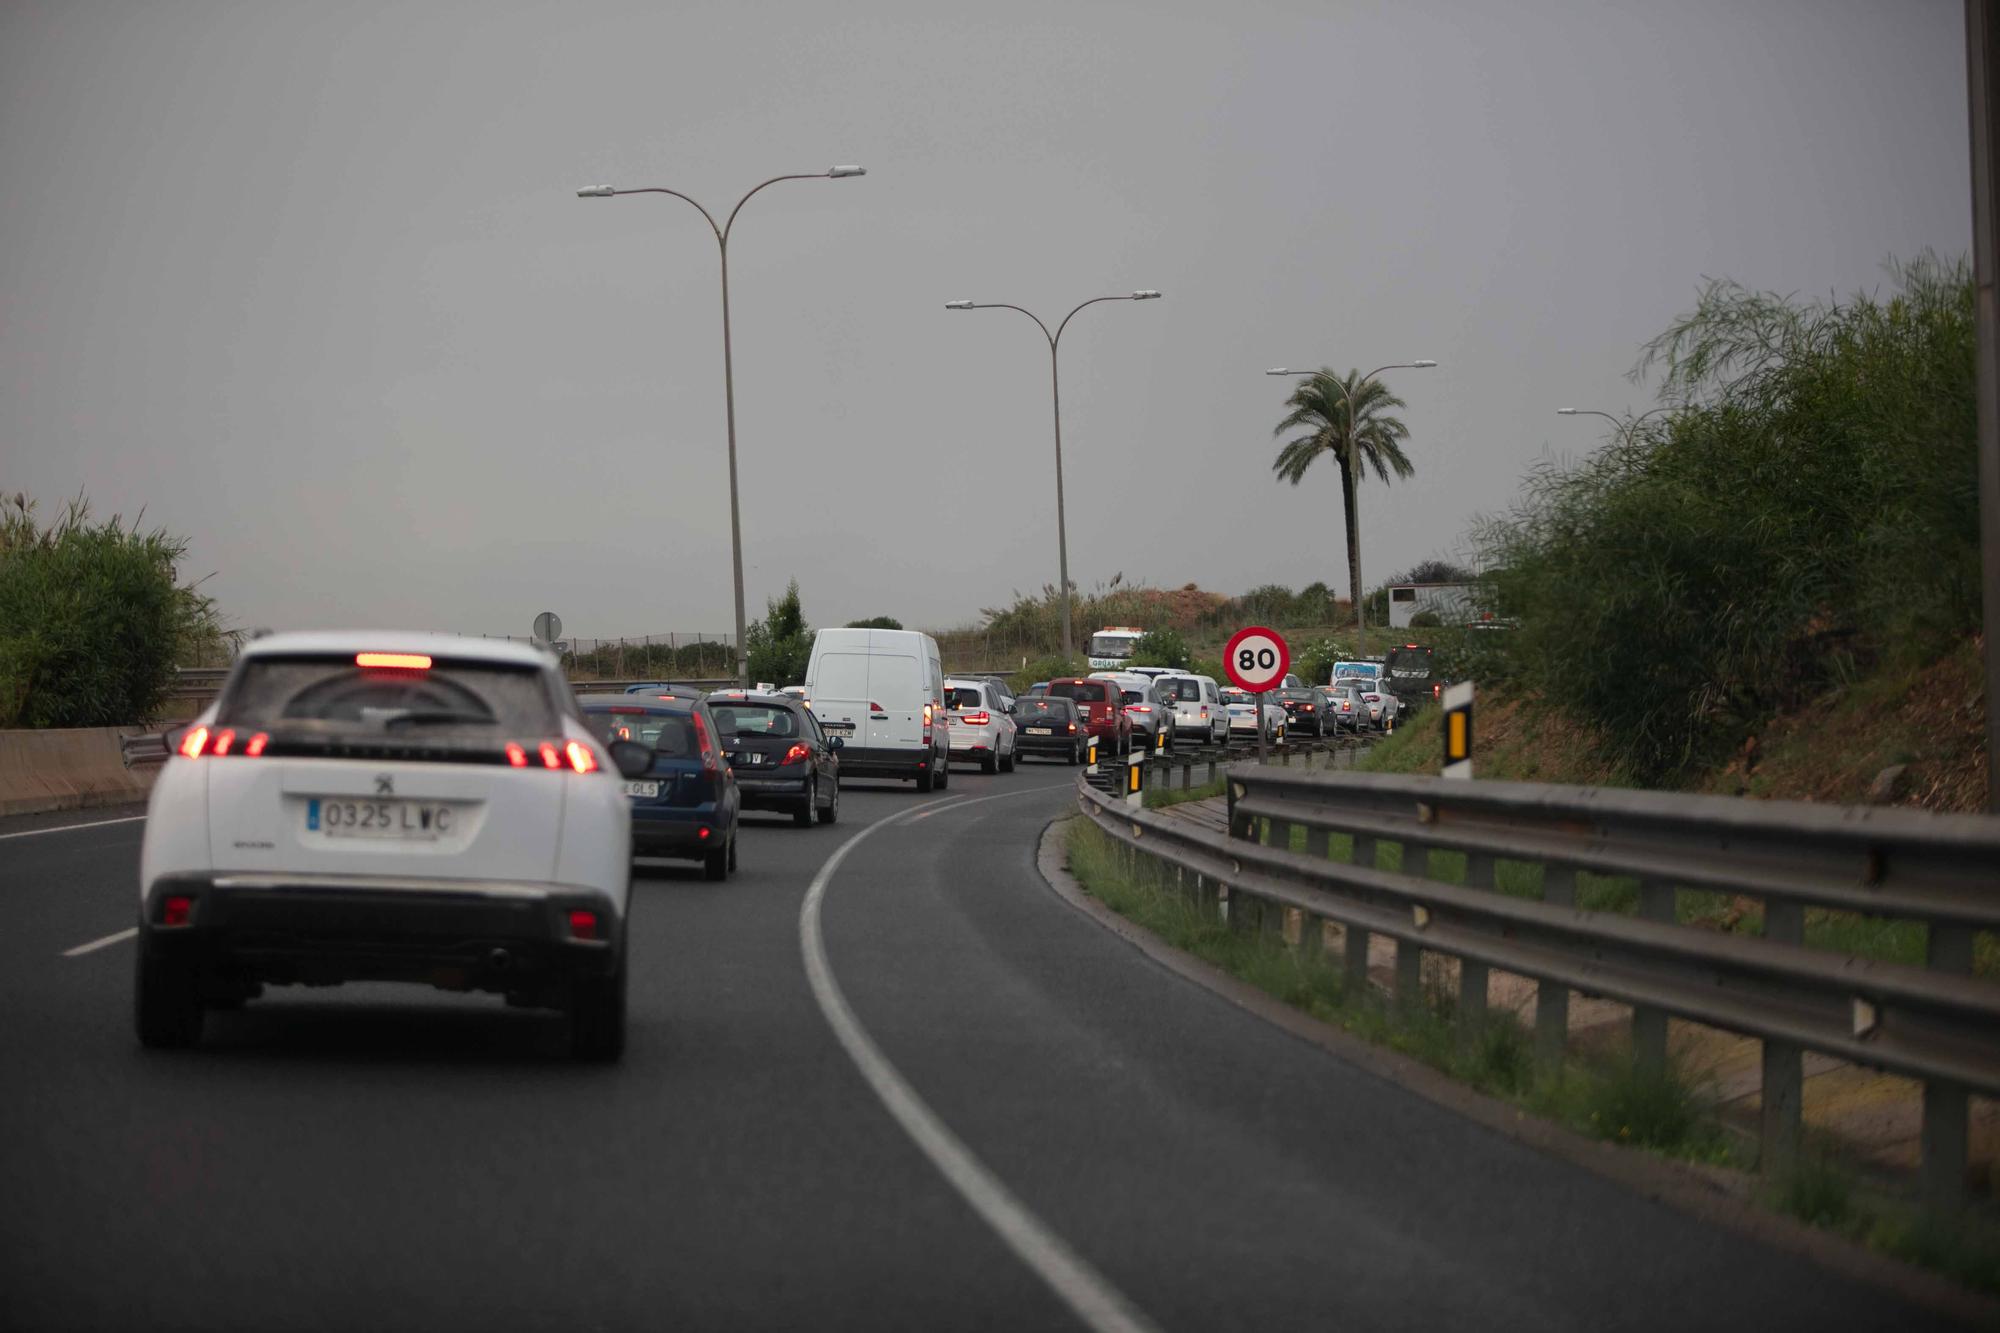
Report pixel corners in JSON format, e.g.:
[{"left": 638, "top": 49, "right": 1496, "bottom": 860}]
[{"left": 803, "top": 628, "right": 950, "bottom": 792}]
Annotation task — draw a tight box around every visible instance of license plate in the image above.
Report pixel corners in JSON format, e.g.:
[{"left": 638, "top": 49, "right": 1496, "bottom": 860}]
[
  {"left": 623, "top": 781, "right": 660, "bottom": 798},
  {"left": 1027, "top": 727, "right": 1053, "bottom": 736},
  {"left": 306, "top": 797, "right": 457, "bottom": 840},
  {"left": 822, "top": 721, "right": 855, "bottom": 736}
]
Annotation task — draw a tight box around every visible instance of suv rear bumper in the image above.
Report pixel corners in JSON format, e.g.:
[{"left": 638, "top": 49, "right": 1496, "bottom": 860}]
[{"left": 139, "top": 872, "right": 620, "bottom": 997}]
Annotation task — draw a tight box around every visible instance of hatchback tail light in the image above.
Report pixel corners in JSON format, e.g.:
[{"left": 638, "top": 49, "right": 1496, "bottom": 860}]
[
  {"left": 692, "top": 712, "right": 720, "bottom": 772},
  {"left": 782, "top": 742, "right": 812, "bottom": 765}
]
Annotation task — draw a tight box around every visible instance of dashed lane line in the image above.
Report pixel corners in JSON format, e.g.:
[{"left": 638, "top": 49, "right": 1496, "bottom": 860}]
[
  {"left": 64, "top": 927, "right": 138, "bottom": 958},
  {"left": 0, "top": 814, "right": 146, "bottom": 841}
]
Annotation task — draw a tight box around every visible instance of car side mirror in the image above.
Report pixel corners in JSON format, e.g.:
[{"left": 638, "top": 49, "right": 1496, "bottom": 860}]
[
  {"left": 829, "top": 736, "right": 845, "bottom": 751},
  {"left": 608, "top": 739, "right": 653, "bottom": 779}
]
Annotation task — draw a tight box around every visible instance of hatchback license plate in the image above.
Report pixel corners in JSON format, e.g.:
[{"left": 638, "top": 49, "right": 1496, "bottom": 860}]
[
  {"left": 1026, "top": 727, "right": 1053, "bottom": 736},
  {"left": 307, "top": 797, "right": 456, "bottom": 839},
  {"left": 624, "top": 781, "right": 660, "bottom": 798}
]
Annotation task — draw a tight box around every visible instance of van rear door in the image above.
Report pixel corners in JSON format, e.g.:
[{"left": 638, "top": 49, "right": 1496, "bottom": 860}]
[{"left": 866, "top": 652, "right": 923, "bottom": 750}]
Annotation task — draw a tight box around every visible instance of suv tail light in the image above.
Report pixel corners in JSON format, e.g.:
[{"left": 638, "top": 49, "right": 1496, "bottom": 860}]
[
  {"left": 177, "top": 726, "right": 271, "bottom": 759},
  {"left": 962, "top": 711, "right": 990, "bottom": 726},
  {"left": 564, "top": 741, "right": 599, "bottom": 774}
]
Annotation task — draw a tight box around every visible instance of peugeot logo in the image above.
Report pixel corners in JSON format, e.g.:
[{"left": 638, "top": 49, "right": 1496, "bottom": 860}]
[{"left": 374, "top": 774, "right": 394, "bottom": 796}]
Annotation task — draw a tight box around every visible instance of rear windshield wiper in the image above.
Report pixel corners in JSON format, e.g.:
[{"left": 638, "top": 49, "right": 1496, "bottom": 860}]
[{"left": 380, "top": 709, "right": 497, "bottom": 730}]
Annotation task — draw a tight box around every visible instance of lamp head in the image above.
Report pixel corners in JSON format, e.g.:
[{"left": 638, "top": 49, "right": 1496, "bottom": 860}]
[
  {"left": 827, "top": 165, "right": 867, "bottom": 178},
  {"left": 944, "top": 300, "right": 975, "bottom": 310},
  {"left": 1130, "top": 289, "right": 1162, "bottom": 300},
  {"left": 576, "top": 185, "right": 617, "bottom": 198}
]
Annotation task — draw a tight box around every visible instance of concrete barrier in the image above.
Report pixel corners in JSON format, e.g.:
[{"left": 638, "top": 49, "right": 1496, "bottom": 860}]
[{"left": 0, "top": 727, "right": 157, "bottom": 818}]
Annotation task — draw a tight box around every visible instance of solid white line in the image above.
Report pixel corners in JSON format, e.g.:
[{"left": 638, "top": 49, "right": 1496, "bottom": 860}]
[
  {"left": 64, "top": 927, "right": 137, "bottom": 958},
  {"left": 0, "top": 814, "right": 147, "bottom": 842},
  {"left": 800, "top": 784, "right": 1161, "bottom": 1333}
]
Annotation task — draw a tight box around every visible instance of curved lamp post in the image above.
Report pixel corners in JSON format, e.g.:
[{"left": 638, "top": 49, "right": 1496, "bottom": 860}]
[
  {"left": 1266, "top": 361, "right": 1437, "bottom": 656},
  {"left": 578, "top": 167, "right": 866, "bottom": 685},
  {"left": 946, "top": 291, "right": 1162, "bottom": 663},
  {"left": 1556, "top": 405, "right": 1673, "bottom": 449}
]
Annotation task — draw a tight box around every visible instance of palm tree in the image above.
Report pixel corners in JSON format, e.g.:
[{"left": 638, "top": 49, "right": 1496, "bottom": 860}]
[{"left": 1272, "top": 369, "right": 1415, "bottom": 628}]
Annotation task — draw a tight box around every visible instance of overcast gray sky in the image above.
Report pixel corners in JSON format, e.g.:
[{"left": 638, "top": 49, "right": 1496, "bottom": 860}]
[{"left": 0, "top": 0, "right": 1971, "bottom": 643}]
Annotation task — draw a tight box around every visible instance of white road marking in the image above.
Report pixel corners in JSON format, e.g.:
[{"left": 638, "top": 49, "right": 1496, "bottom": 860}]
[
  {"left": 64, "top": 927, "right": 137, "bottom": 957},
  {"left": 0, "top": 814, "right": 146, "bottom": 841},
  {"left": 800, "top": 784, "right": 1161, "bottom": 1333}
]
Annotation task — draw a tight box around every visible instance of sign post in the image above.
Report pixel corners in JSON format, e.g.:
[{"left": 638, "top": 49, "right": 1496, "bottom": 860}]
[
  {"left": 1224, "top": 625, "right": 1291, "bottom": 768},
  {"left": 1442, "top": 680, "right": 1474, "bottom": 779}
]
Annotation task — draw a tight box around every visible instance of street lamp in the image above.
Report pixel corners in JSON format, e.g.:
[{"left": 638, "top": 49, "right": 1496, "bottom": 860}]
[
  {"left": 1267, "top": 361, "right": 1436, "bottom": 655},
  {"left": 577, "top": 166, "right": 866, "bottom": 685},
  {"left": 1557, "top": 405, "right": 1673, "bottom": 448},
  {"left": 946, "top": 290, "right": 1162, "bottom": 663}
]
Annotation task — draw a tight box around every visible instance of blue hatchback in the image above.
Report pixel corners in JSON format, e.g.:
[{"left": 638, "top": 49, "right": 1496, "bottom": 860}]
[{"left": 580, "top": 694, "right": 740, "bottom": 880}]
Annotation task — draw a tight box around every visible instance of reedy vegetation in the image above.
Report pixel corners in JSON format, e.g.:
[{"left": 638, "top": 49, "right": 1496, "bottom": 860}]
[{"left": 1477, "top": 255, "right": 1979, "bottom": 783}]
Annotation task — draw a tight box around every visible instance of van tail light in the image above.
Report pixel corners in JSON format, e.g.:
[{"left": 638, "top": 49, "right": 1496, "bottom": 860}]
[
  {"left": 962, "top": 711, "right": 990, "bottom": 726},
  {"left": 565, "top": 741, "right": 599, "bottom": 774},
  {"left": 782, "top": 743, "right": 812, "bottom": 765},
  {"left": 922, "top": 703, "right": 934, "bottom": 742}
]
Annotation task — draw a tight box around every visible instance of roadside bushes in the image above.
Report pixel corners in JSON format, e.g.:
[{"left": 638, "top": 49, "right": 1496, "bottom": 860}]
[
  {"left": 1479, "top": 255, "right": 1978, "bottom": 781},
  {"left": 745, "top": 580, "right": 813, "bottom": 686},
  {"left": 0, "top": 492, "right": 226, "bottom": 727},
  {"left": 1130, "top": 627, "right": 1192, "bottom": 671}
]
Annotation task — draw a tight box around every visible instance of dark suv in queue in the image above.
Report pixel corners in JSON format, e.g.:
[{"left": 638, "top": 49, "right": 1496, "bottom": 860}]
[
  {"left": 1046, "top": 677, "right": 1132, "bottom": 755},
  {"left": 1010, "top": 695, "right": 1087, "bottom": 763},
  {"left": 580, "top": 695, "right": 741, "bottom": 880},
  {"left": 705, "top": 689, "right": 842, "bottom": 826}
]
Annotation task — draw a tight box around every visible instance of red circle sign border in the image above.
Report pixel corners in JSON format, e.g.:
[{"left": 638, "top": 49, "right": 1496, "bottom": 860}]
[{"left": 1223, "top": 625, "right": 1291, "bottom": 693}]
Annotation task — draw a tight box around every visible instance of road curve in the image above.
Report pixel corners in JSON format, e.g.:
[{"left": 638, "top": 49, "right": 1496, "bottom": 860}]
[{"left": 0, "top": 768, "right": 1951, "bottom": 1331}]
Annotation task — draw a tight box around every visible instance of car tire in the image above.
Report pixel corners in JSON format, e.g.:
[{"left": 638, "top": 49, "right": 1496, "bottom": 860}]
[
  {"left": 794, "top": 779, "right": 816, "bottom": 827},
  {"left": 135, "top": 947, "right": 204, "bottom": 1050},
  {"left": 938, "top": 757, "right": 949, "bottom": 789},
  {"left": 980, "top": 752, "right": 997, "bottom": 774},
  {"left": 999, "top": 745, "right": 1015, "bottom": 773},
  {"left": 1067, "top": 744, "right": 1080, "bottom": 766},
  {"left": 818, "top": 780, "right": 839, "bottom": 824},
  {"left": 917, "top": 766, "right": 935, "bottom": 793},
  {"left": 570, "top": 934, "right": 627, "bottom": 1063},
  {"left": 704, "top": 843, "right": 729, "bottom": 881}
]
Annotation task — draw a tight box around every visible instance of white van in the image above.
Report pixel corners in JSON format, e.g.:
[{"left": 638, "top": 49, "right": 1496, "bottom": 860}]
[
  {"left": 803, "top": 628, "right": 950, "bottom": 792},
  {"left": 1154, "top": 672, "right": 1228, "bottom": 744}
]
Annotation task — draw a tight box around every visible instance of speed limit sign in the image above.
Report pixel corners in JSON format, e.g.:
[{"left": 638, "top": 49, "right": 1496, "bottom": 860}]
[{"left": 1223, "top": 625, "right": 1290, "bottom": 693}]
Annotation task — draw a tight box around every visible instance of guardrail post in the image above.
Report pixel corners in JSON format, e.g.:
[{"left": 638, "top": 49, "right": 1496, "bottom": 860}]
[
  {"left": 1758, "top": 899, "right": 1805, "bottom": 1180},
  {"left": 1458, "top": 853, "right": 1494, "bottom": 1032},
  {"left": 1345, "top": 835, "right": 1377, "bottom": 995},
  {"left": 1922, "top": 923, "right": 1975, "bottom": 1214},
  {"left": 1535, "top": 864, "right": 1576, "bottom": 1078},
  {"left": 1632, "top": 878, "right": 1675, "bottom": 1074},
  {"left": 1395, "top": 841, "right": 1431, "bottom": 1009}
]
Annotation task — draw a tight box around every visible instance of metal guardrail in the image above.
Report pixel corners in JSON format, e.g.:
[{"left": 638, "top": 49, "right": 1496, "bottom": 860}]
[{"left": 1076, "top": 764, "right": 2000, "bottom": 1213}]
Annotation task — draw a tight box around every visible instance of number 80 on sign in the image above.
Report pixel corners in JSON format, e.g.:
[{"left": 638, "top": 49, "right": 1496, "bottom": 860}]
[{"left": 1222, "top": 625, "right": 1290, "bottom": 693}]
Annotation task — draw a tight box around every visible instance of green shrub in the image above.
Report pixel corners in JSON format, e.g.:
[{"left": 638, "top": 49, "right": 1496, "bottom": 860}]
[
  {"left": 845, "top": 616, "right": 902, "bottom": 630},
  {"left": 0, "top": 492, "right": 224, "bottom": 727},
  {"left": 745, "top": 580, "right": 813, "bottom": 686},
  {"left": 1479, "top": 254, "right": 1977, "bottom": 781},
  {"left": 1009, "top": 654, "right": 1087, "bottom": 692},
  {"left": 1130, "top": 627, "right": 1191, "bottom": 671}
]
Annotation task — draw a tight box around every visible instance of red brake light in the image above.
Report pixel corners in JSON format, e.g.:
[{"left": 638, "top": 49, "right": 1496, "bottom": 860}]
[
  {"left": 209, "top": 728, "right": 237, "bottom": 756},
  {"left": 355, "top": 652, "right": 432, "bottom": 670},
  {"left": 692, "top": 712, "right": 719, "bottom": 771},
  {"left": 1433, "top": 683, "right": 1442, "bottom": 699},
  {"left": 782, "top": 742, "right": 812, "bottom": 765},
  {"left": 567, "top": 909, "right": 598, "bottom": 941},
  {"left": 244, "top": 731, "right": 269, "bottom": 757},
  {"left": 539, "top": 742, "right": 562, "bottom": 770},
  {"left": 962, "top": 711, "right": 990, "bottom": 726},
  {"left": 161, "top": 894, "right": 194, "bottom": 927},
  {"left": 1067, "top": 721, "right": 1078, "bottom": 732},
  {"left": 1127, "top": 704, "right": 1151, "bottom": 714},
  {"left": 178, "top": 726, "right": 210, "bottom": 759},
  {"left": 565, "top": 741, "right": 599, "bottom": 774},
  {"left": 506, "top": 743, "right": 529, "bottom": 767}
]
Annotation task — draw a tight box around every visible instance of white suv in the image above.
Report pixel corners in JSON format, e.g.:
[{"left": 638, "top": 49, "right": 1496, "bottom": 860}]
[
  {"left": 943, "top": 678, "right": 1018, "bottom": 773},
  {"left": 134, "top": 632, "right": 653, "bottom": 1060}
]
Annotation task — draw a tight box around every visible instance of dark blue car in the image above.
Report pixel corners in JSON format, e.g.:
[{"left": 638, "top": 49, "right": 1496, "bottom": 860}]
[{"left": 580, "top": 694, "right": 740, "bottom": 880}]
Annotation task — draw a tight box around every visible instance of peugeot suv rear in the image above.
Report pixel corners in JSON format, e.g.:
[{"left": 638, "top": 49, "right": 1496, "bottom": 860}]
[{"left": 135, "top": 633, "right": 650, "bottom": 1060}]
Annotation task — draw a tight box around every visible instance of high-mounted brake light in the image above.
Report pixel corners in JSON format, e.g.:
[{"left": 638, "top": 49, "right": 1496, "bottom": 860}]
[
  {"left": 782, "top": 742, "right": 812, "bottom": 765},
  {"left": 506, "top": 743, "right": 529, "bottom": 767},
  {"left": 356, "top": 652, "right": 432, "bottom": 670},
  {"left": 565, "top": 741, "right": 599, "bottom": 774},
  {"left": 178, "top": 726, "right": 210, "bottom": 759},
  {"left": 567, "top": 909, "right": 599, "bottom": 941}
]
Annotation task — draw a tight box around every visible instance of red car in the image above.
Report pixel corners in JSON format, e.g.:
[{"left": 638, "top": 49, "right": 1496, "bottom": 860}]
[{"left": 1045, "top": 677, "right": 1133, "bottom": 755}]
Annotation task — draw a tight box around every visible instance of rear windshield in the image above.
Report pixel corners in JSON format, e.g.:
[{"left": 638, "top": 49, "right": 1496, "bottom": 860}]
[
  {"left": 1119, "top": 689, "right": 1147, "bottom": 705},
  {"left": 710, "top": 704, "right": 798, "bottom": 737},
  {"left": 1014, "top": 697, "right": 1076, "bottom": 719},
  {"left": 222, "top": 656, "right": 557, "bottom": 736},
  {"left": 584, "top": 707, "right": 695, "bottom": 756},
  {"left": 946, "top": 687, "right": 985, "bottom": 709},
  {"left": 1157, "top": 679, "right": 1201, "bottom": 701},
  {"left": 1050, "top": 680, "right": 1109, "bottom": 703}
]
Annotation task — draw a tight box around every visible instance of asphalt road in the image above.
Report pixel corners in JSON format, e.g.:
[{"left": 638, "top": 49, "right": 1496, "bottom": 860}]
[{"left": 0, "top": 764, "right": 1956, "bottom": 1331}]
